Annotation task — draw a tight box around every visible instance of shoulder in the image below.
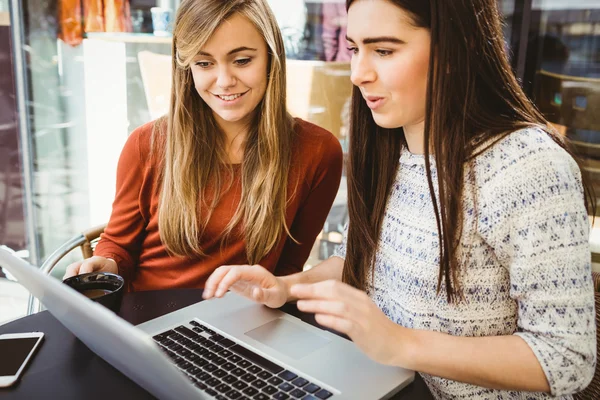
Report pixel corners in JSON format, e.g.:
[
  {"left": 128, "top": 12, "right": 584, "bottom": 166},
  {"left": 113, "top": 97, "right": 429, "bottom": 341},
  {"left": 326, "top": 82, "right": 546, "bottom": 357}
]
[
  {"left": 292, "top": 118, "right": 343, "bottom": 162},
  {"left": 124, "top": 119, "right": 165, "bottom": 165},
  {"left": 472, "top": 126, "right": 581, "bottom": 187}
]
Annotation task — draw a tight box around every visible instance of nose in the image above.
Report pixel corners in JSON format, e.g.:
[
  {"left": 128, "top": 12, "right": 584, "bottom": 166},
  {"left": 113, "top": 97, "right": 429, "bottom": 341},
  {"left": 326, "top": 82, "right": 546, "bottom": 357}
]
[
  {"left": 216, "top": 66, "right": 236, "bottom": 89},
  {"left": 350, "top": 53, "right": 376, "bottom": 86}
]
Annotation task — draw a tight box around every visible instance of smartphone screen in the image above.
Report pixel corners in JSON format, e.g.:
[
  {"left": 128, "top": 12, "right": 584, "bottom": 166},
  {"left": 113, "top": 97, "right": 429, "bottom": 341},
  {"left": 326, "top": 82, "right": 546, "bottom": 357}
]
[{"left": 0, "top": 337, "right": 41, "bottom": 376}]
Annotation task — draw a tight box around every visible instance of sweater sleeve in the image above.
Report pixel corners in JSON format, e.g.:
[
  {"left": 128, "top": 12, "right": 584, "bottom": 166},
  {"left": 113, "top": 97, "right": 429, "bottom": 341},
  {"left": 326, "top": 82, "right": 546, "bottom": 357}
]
[
  {"left": 477, "top": 132, "right": 596, "bottom": 396},
  {"left": 94, "top": 124, "right": 151, "bottom": 283},
  {"left": 275, "top": 133, "right": 344, "bottom": 276}
]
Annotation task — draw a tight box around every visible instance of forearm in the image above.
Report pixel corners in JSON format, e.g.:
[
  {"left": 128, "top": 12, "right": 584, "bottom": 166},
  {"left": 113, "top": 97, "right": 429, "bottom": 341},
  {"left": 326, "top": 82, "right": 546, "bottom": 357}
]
[
  {"left": 280, "top": 256, "right": 344, "bottom": 302},
  {"left": 402, "top": 328, "right": 550, "bottom": 393}
]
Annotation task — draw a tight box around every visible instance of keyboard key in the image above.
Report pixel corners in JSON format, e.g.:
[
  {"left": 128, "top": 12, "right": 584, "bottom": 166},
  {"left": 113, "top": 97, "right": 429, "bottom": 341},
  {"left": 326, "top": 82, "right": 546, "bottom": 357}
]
[
  {"left": 241, "top": 373, "right": 257, "bottom": 383},
  {"left": 213, "top": 369, "right": 228, "bottom": 378},
  {"left": 192, "top": 327, "right": 204, "bottom": 334},
  {"left": 210, "top": 344, "right": 225, "bottom": 353},
  {"left": 195, "top": 371, "right": 211, "bottom": 381},
  {"left": 188, "top": 342, "right": 201, "bottom": 351},
  {"left": 210, "top": 333, "right": 225, "bottom": 342},
  {"left": 220, "top": 349, "right": 234, "bottom": 358},
  {"left": 222, "top": 362, "right": 237, "bottom": 371},
  {"left": 206, "top": 388, "right": 218, "bottom": 396},
  {"left": 194, "top": 358, "right": 208, "bottom": 368},
  {"left": 152, "top": 333, "right": 167, "bottom": 342},
  {"left": 251, "top": 379, "right": 267, "bottom": 389},
  {"left": 202, "top": 364, "right": 218, "bottom": 373},
  {"left": 203, "top": 352, "right": 218, "bottom": 361},
  {"left": 220, "top": 338, "right": 236, "bottom": 348},
  {"left": 303, "top": 383, "right": 320, "bottom": 393},
  {"left": 230, "top": 344, "right": 284, "bottom": 374},
  {"left": 289, "top": 388, "right": 306, "bottom": 398},
  {"left": 291, "top": 377, "right": 308, "bottom": 387},
  {"left": 262, "top": 385, "right": 278, "bottom": 395},
  {"left": 279, "top": 371, "right": 297, "bottom": 381},
  {"left": 206, "top": 377, "right": 221, "bottom": 387},
  {"left": 232, "top": 381, "right": 248, "bottom": 391},
  {"left": 194, "top": 347, "right": 209, "bottom": 357},
  {"left": 195, "top": 381, "right": 207, "bottom": 390},
  {"left": 227, "top": 391, "right": 242, "bottom": 399},
  {"left": 242, "top": 387, "right": 259, "bottom": 396},
  {"left": 216, "top": 396, "right": 228, "bottom": 400},
  {"left": 267, "top": 376, "right": 284, "bottom": 386},
  {"left": 278, "top": 382, "right": 294, "bottom": 392},
  {"left": 214, "top": 357, "right": 227, "bottom": 365},
  {"left": 231, "top": 367, "right": 246, "bottom": 377},
  {"left": 178, "top": 348, "right": 192, "bottom": 357},
  {"left": 170, "top": 332, "right": 185, "bottom": 341},
  {"left": 315, "top": 389, "right": 333, "bottom": 399},
  {"left": 169, "top": 343, "right": 183, "bottom": 351},
  {"left": 273, "top": 393, "right": 289, "bottom": 400},
  {"left": 163, "top": 329, "right": 177, "bottom": 337},
  {"left": 179, "top": 338, "right": 193, "bottom": 346},
  {"left": 223, "top": 374, "right": 238, "bottom": 384},
  {"left": 190, "top": 320, "right": 201, "bottom": 327},
  {"left": 187, "top": 353, "right": 201, "bottom": 362},
  {"left": 257, "top": 371, "right": 272, "bottom": 380},
  {"left": 253, "top": 394, "right": 269, "bottom": 400},
  {"left": 188, "top": 366, "right": 201, "bottom": 375},
  {"left": 216, "top": 383, "right": 233, "bottom": 393},
  {"left": 247, "top": 365, "right": 262, "bottom": 374},
  {"left": 228, "top": 354, "right": 243, "bottom": 363},
  {"left": 237, "top": 360, "right": 252, "bottom": 369}
]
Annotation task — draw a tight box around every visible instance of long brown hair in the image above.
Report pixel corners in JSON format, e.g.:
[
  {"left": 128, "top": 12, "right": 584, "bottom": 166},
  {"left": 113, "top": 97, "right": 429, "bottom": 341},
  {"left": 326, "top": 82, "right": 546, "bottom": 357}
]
[
  {"left": 342, "top": 0, "right": 595, "bottom": 302},
  {"left": 157, "top": 0, "right": 296, "bottom": 263}
]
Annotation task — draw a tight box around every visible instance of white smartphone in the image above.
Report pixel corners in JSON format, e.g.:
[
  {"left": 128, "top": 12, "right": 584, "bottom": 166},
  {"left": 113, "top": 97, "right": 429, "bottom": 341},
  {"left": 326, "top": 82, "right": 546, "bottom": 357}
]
[{"left": 0, "top": 332, "right": 45, "bottom": 387}]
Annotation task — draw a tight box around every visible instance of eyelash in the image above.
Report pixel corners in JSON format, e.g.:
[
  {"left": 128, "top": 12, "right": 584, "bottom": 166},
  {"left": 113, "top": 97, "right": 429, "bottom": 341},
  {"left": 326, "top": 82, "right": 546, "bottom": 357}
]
[
  {"left": 376, "top": 49, "right": 393, "bottom": 57},
  {"left": 194, "top": 58, "right": 252, "bottom": 69},
  {"left": 345, "top": 47, "right": 394, "bottom": 57},
  {"left": 234, "top": 58, "right": 252, "bottom": 66}
]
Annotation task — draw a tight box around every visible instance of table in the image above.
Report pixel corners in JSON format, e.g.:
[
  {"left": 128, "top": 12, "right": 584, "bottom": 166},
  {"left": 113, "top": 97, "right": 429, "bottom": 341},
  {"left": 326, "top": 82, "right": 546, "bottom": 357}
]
[{"left": 0, "top": 289, "right": 433, "bottom": 399}]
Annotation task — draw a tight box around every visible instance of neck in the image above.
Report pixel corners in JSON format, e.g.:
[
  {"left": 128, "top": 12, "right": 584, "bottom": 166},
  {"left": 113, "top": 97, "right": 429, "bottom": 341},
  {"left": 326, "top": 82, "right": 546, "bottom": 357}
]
[
  {"left": 215, "top": 116, "right": 250, "bottom": 164},
  {"left": 403, "top": 120, "right": 425, "bottom": 155}
]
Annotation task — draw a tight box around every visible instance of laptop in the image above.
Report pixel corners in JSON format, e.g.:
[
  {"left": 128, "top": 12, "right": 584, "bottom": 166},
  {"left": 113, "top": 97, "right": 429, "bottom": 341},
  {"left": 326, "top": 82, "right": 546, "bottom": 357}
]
[{"left": 0, "top": 248, "right": 414, "bottom": 400}]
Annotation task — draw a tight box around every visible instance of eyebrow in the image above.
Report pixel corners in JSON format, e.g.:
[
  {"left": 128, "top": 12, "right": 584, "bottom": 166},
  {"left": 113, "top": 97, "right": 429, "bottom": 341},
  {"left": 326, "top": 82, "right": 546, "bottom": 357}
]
[
  {"left": 345, "top": 35, "right": 405, "bottom": 45},
  {"left": 197, "top": 46, "right": 258, "bottom": 57}
]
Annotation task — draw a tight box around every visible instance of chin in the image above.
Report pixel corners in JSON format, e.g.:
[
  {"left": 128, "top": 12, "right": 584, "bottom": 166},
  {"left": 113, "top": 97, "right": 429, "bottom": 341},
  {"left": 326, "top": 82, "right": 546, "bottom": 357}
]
[{"left": 371, "top": 113, "right": 402, "bottom": 130}]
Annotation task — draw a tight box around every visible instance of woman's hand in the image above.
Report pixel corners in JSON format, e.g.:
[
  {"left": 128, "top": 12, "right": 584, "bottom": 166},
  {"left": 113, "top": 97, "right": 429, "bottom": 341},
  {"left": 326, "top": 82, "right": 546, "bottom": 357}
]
[
  {"left": 203, "top": 264, "right": 290, "bottom": 309},
  {"left": 291, "top": 279, "right": 409, "bottom": 366},
  {"left": 63, "top": 256, "right": 119, "bottom": 279}
]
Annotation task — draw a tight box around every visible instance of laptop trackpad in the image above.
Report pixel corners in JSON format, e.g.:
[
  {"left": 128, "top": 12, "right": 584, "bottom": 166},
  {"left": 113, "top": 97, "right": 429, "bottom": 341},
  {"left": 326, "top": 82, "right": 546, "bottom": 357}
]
[{"left": 245, "top": 318, "right": 331, "bottom": 360}]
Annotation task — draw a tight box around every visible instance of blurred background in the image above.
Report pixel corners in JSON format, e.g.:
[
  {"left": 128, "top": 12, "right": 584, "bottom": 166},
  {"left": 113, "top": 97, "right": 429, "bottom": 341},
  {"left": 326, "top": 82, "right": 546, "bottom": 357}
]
[{"left": 0, "top": 0, "right": 599, "bottom": 324}]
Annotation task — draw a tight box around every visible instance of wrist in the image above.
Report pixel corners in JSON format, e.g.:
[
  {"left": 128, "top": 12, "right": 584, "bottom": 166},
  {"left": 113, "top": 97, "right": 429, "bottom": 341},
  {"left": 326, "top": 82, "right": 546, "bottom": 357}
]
[
  {"left": 390, "top": 323, "right": 418, "bottom": 369},
  {"left": 277, "top": 275, "right": 294, "bottom": 303},
  {"left": 105, "top": 258, "right": 118, "bottom": 272}
]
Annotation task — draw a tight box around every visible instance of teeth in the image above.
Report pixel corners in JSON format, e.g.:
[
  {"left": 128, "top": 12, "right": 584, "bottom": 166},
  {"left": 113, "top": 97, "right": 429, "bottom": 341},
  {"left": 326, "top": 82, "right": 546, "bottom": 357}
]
[{"left": 218, "top": 93, "right": 242, "bottom": 101}]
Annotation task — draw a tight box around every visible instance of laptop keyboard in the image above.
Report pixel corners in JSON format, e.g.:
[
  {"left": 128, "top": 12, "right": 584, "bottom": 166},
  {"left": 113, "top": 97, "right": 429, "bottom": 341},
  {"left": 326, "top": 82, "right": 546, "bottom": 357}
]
[{"left": 152, "top": 320, "right": 335, "bottom": 400}]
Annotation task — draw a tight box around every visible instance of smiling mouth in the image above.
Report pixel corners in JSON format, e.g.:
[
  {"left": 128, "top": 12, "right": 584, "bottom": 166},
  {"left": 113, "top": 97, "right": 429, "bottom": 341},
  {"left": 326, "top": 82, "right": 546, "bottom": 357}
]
[{"left": 213, "top": 90, "right": 249, "bottom": 102}]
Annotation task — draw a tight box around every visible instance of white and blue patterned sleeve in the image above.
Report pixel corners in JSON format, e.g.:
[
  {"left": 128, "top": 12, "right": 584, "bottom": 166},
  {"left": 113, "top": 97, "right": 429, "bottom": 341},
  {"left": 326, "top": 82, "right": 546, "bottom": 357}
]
[
  {"left": 332, "top": 223, "right": 348, "bottom": 260},
  {"left": 477, "top": 129, "right": 596, "bottom": 396}
]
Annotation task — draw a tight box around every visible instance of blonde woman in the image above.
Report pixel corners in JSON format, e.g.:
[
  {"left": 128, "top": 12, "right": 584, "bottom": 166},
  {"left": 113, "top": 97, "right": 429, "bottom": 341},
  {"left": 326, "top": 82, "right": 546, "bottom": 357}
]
[{"left": 64, "top": 0, "right": 343, "bottom": 292}]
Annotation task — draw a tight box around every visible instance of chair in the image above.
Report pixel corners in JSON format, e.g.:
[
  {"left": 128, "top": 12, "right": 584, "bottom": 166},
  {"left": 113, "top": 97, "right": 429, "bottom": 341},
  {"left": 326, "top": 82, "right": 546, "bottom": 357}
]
[
  {"left": 574, "top": 271, "right": 600, "bottom": 399},
  {"left": 138, "top": 50, "right": 173, "bottom": 120},
  {"left": 286, "top": 60, "right": 352, "bottom": 139},
  {"left": 26, "top": 223, "right": 106, "bottom": 315}
]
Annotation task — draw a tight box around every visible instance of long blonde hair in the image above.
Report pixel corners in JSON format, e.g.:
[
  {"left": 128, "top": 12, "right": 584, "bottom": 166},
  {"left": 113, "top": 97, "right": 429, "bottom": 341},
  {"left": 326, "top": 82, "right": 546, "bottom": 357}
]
[{"left": 157, "top": 0, "right": 296, "bottom": 263}]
